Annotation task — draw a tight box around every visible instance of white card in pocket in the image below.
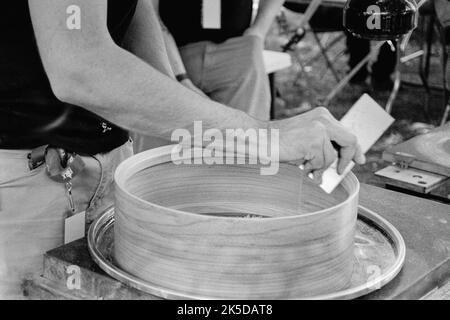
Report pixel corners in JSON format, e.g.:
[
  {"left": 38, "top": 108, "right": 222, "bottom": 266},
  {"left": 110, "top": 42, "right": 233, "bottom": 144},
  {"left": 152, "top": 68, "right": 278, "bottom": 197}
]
[
  {"left": 202, "top": 0, "right": 222, "bottom": 29},
  {"left": 64, "top": 211, "right": 86, "bottom": 244}
]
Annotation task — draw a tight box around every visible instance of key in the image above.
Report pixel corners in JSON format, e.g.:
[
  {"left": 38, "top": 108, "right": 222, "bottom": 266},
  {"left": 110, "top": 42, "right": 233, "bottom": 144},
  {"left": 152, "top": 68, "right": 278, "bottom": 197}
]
[{"left": 66, "top": 181, "right": 76, "bottom": 214}]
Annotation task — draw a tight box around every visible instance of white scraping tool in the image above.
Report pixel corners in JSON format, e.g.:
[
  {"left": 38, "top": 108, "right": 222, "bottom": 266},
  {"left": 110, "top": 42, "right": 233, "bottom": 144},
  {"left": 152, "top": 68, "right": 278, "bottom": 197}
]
[{"left": 319, "top": 94, "right": 395, "bottom": 193}]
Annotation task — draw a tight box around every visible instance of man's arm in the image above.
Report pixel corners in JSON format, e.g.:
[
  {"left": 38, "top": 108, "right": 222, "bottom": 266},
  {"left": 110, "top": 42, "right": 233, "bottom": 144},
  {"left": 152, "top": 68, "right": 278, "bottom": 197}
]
[
  {"left": 29, "top": 0, "right": 364, "bottom": 175},
  {"left": 144, "top": 0, "right": 182, "bottom": 78},
  {"left": 161, "top": 20, "right": 208, "bottom": 96},
  {"left": 148, "top": 0, "right": 206, "bottom": 96},
  {"left": 244, "top": 0, "right": 286, "bottom": 40},
  {"left": 29, "top": 0, "right": 253, "bottom": 141}
]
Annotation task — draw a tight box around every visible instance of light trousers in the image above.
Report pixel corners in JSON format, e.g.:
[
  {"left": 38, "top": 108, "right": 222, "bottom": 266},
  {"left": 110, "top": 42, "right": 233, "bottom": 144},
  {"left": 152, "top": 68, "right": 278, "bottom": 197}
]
[
  {"left": 0, "top": 141, "right": 133, "bottom": 299},
  {"left": 180, "top": 34, "right": 271, "bottom": 121}
]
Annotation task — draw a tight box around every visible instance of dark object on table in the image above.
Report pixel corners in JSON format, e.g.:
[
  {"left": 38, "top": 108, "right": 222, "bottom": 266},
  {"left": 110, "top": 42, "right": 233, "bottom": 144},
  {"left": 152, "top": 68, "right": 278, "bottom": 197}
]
[
  {"left": 343, "top": 0, "right": 417, "bottom": 40},
  {"left": 282, "top": 2, "right": 397, "bottom": 86}
]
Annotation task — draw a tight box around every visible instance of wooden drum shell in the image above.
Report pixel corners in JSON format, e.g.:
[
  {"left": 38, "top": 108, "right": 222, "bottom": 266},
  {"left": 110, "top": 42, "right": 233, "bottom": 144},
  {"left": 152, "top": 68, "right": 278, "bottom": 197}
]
[{"left": 114, "top": 146, "right": 360, "bottom": 299}]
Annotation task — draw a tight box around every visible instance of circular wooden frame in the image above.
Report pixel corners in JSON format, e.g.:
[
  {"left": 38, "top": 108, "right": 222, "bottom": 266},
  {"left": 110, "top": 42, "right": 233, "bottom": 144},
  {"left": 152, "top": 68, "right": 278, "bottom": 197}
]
[
  {"left": 113, "top": 145, "right": 361, "bottom": 299},
  {"left": 88, "top": 206, "right": 405, "bottom": 300}
]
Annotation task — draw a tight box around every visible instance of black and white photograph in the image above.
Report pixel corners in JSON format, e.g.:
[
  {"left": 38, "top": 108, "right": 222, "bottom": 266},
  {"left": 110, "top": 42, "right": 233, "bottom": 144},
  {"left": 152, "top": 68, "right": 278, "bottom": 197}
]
[{"left": 0, "top": 0, "right": 449, "bottom": 305}]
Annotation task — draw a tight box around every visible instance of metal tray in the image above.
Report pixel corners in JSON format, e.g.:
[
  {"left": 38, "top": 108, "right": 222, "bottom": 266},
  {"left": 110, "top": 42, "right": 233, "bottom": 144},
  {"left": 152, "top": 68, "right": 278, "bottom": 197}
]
[{"left": 88, "top": 206, "right": 406, "bottom": 300}]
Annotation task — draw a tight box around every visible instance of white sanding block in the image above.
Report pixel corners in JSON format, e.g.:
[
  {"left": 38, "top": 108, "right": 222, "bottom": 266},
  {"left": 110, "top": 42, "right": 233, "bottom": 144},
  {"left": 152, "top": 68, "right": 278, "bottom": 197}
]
[{"left": 319, "top": 94, "right": 395, "bottom": 193}]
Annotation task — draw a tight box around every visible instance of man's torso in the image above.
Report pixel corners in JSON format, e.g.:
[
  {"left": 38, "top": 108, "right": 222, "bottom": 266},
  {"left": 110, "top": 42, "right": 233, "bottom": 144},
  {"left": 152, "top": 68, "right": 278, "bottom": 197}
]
[{"left": 0, "top": 1, "right": 138, "bottom": 155}]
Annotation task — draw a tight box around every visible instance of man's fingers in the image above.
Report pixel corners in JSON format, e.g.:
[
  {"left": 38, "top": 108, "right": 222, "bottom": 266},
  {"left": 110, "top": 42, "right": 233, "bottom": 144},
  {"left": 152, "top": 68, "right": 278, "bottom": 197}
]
[
  {"left": 337, "top": 146, "right": 354, "bottom": 175},
  {"left": 318, "top": 113, "right": 366, "bottom": 171},
  {"left": 337, "top": 143, "right": 366, "bottom": 174},
  {"left": 323, "top": 139, "right": 338, "bottom": 169},
  {"left": 306, "top": 138, "right": 337, "bottom": 184},
  {"left": 336, "top": 144, "right": 361, "bottom": 175},
  {"left": 309, "top": 170, "right": 324, "bottom": 184},
  {"left": 353, "top": 143, "right": 366, "bottom": 165},
  {"left": 326, "top": 121, "right": 357, "bottom": 150},
  {"left": 303, "top": 152, "right": 324, "bottom": 173},
  {"left": 304, "top": 138, "right": 336, "bottom": 180}
]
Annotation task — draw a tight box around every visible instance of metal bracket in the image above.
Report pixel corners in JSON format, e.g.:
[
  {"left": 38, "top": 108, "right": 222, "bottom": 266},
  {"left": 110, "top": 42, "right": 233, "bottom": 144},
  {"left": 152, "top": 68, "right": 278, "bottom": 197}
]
[
  {"left": 376, "top": 165, "right": 448, "bottom": 194},
  {"left": 391, "top": 152, "right": 416, "bottom": 170}
]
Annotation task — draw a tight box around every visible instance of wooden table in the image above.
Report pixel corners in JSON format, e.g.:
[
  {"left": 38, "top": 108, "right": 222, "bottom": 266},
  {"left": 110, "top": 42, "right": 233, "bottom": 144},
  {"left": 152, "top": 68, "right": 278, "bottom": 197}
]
[{"left": 23, "top": 183, "right": 450, "bottom": 300}]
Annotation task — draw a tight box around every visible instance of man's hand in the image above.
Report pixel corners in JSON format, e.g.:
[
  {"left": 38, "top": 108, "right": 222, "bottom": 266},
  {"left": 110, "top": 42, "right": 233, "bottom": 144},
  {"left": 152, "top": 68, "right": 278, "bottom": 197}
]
[
  {"left": 28, "top": 0, "right": 364, "bottom": 177},
  {"left": 271, "top": 107, "right": 365, "bottom": 182}
]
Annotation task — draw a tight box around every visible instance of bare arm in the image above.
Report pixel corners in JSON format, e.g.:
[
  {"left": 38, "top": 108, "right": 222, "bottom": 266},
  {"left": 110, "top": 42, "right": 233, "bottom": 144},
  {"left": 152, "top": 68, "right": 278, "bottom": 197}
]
[
  {"left": 29, "top": 0, "right": 258, "bottom": 142},
  {"left": 159, "top": 15, "right": 207, "bottom": 96},
  {"left": 160, "top": 22, "right": 187, "bottom": 76},
  {"left": 29, "top": 0, "right": 364, "bottom": 176},
  {"left": 245, "top": 0, "right": 286, "bottom": 39},
  {"left": 148, "top": 0, "right": 184, "bottom": 77},
  {"left": 127, "top": 0, "right": 206, "bottom": 96}
]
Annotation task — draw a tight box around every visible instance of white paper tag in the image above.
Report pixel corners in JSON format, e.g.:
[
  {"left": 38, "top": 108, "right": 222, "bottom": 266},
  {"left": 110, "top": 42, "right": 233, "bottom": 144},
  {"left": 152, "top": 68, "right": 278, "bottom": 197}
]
[
  {"left": 319, "top": 94, "right": 395, "bottom": 193},
  {"left": 64, "top": 211, "right": 86, "bottom": 244},
  {"left": 202, "top": 0, "right": 222, "bottom": 29}
]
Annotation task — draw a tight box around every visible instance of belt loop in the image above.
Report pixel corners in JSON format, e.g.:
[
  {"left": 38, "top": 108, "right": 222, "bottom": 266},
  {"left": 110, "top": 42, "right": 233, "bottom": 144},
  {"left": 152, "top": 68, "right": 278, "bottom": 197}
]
[{"left": 27, "top": 145, "right": 48, "bottom": 171}]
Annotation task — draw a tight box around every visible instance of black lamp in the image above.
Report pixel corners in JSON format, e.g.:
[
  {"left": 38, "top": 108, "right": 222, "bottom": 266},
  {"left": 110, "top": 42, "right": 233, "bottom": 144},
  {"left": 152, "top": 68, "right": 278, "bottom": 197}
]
[{"left": 343, "top": 0, "right": 417, "bottom": 40}]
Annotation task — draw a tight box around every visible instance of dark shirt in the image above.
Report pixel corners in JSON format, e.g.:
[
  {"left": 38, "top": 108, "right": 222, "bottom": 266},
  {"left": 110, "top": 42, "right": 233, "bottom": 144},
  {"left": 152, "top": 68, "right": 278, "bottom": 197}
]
[
  {"left": 0, "top": 1, "right": 138, "bottom": 155},
  {"left": 160, "top": 0, "right": 253, "bottom": 46}
]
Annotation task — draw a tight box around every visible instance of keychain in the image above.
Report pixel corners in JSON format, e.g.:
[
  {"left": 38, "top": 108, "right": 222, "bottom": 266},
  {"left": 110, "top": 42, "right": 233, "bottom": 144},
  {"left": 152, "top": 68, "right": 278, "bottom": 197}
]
[
  {"left": 45, "top": 148, "right": 86, "bottom": 215},
  {"left": 65, "top": 181, "right": 76, "bottom": 214}
]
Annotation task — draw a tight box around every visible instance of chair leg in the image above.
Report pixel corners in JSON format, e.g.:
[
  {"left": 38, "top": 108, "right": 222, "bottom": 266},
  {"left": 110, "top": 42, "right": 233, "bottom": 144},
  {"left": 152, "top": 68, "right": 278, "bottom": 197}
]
[
  {"left": 440, "top": 29, "right": 450, "bottom": 126},
  {"left": 386, "top": 41, "right": 402, "bottom": 114},
  {"left": 324, "top": 42, "right": 383, "bottom": 106},
  {"left": 306, "top": 33, "right": 345, "bottom": 65},
  {"left": 424, "top": 15, "right": 435, "bottom": 81},
  {"left": 442, "top": 98, "right": 450, "bottom": 125},
  {"left": 418, "top": 15, "right": 434, "bottom": 119},
  {"left": 311, "top": 31, "right": 341, "bottom": 82}
]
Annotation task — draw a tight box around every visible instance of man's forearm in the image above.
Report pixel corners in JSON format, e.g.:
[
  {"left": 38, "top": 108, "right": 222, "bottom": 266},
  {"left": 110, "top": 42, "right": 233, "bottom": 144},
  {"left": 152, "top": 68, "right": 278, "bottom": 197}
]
[
  {"left": 249, "top": 0, "right": 285, "bottom": 38},
  {"left": 29, "top": 0, "right": 364, "bottom": 169},
  {"left": 58, "top": 43, "right": 263, "bottom": 141},
  {"left": 160, "top": 22, "right": 187, "bottom": 76}
]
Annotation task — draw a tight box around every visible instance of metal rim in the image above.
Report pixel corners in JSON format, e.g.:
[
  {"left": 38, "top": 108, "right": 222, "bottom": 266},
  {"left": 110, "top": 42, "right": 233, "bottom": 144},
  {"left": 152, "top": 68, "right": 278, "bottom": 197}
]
[{"left": 88, "top": 205, "right": 406, "bottom": 300}]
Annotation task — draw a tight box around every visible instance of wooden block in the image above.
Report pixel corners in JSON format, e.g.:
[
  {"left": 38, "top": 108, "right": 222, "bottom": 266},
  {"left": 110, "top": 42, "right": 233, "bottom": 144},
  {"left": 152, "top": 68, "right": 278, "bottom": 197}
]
[{"left": 41, "top": 239, "right": 158, "bottom": 300}]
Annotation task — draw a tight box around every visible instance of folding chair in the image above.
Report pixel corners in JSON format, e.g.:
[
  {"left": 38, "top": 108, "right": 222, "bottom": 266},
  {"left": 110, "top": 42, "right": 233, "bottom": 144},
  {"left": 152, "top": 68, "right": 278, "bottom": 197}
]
[
  {"left": 282, "top": 0, "right": 346, "bottom": 83},
  {"left": 439, "top": 27, "right": 449, "bottom": 125},
  {"left": 416, "top": 0, "right": 449, "bottom": 125}
]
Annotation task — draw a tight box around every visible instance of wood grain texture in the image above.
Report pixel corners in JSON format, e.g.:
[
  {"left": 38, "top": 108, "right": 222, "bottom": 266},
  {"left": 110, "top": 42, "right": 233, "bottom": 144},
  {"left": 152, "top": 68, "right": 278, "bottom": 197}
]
[{"left": 113, "top": 146, "right": 360, "bottom": 299}]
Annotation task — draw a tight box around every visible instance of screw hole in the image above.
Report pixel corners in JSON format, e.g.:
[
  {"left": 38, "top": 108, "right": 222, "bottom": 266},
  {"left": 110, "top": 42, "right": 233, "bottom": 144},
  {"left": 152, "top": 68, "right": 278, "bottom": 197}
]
[
  {"left": 418, "top": 181, "right": 427, "bottom": 185},
  {"left": 413, "top": 175, "right": 423, "bottom": 179}
]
